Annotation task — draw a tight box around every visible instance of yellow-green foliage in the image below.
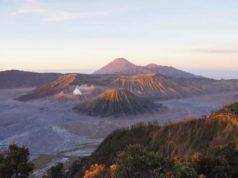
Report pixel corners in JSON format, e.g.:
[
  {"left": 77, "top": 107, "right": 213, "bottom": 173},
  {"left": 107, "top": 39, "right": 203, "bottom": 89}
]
[
  {"left": 90, "top": 111, "right": 238, "bottom": 165},
  {"left": 68, "top": 103, "right": 238, "bottom": 178},
  {"left": 151, "top": 113, "right": 238, "bottom": 158},
  {"left": 217, "top": 103, "right": 238, "bottom": 116},
  {"left": 83, "top": 164, "right": 116, "bottom": 178}
]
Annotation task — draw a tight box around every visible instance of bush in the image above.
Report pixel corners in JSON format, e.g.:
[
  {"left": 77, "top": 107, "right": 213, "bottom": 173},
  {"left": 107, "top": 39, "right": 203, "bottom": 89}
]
[
  {"left": 47, "top": 163, "right": 65, "bottom": 178},
  {"left": 192, "top": 156, "right": 231, "bottom": 178},
  {"left": 115, "top": 144, "right": 197, "bottom": 178},
  {"left": 83, "top": 164, "right": 116, "bottom": 178}
]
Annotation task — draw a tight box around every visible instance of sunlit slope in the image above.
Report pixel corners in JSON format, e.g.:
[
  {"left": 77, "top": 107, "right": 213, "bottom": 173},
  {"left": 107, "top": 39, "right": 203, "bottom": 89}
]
[
  {"left": 113, "top": 73, "right": 202, "bottom": 99},
  {"left": 89, "top": 105, "right": 238, "bottom": 165},
  {"left": 75, "top": 88, "right": 163, "bottom": 117},
  {"left": 17, "top": 74, "right": 77, "bottom": 101}
]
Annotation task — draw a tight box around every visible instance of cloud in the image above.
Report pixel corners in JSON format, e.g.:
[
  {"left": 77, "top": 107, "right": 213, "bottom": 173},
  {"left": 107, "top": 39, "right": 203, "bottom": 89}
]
[
  {"left": 11, "top": 0, "right": 136, "bottom": 22},
  {"left": 43, "top": 10, "right": 118, "bottom": 22},
  {"left": 13, "top": 0, "right": 45, "bottom": 14},
  {"left": 12, "top": 0, "right": 49, "bottom": 16},
  {"left": 193, "top": 48, "right": 238, "bottom": 54}
]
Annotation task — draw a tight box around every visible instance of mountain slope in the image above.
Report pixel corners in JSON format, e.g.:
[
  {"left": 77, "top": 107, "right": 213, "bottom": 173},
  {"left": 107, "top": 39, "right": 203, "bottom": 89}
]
[
  {"left": 18, "top": 72, "right": 238, "bottom": 101},
  {"left": 145, "top": 64, "right": 202, "bottom": 79},
  {"left": 113, "top": 73, "right": 180, "bottom": 98},
  {"left": 17, "top": 74, "right": 77, "bottom": 101},
  {"left": 74, "top": 88, "right": 163, "bottom": 117},
  {"left": 113, "top": 73, "right": 238, "bottom": 99},
  {"left": 113, "top": 73, "right": 203, "bottom": 99},
  {"left": 94, "top": 58, "right": 202, "bottom": 79},
  {"left": 0, "top": 70, "right": 60, "bottom": 89}
]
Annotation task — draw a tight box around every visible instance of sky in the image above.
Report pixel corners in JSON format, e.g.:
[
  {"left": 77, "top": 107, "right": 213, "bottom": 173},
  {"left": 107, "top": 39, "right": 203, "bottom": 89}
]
[{"left": 0, "top": 0, "right": 238, "bottom": 79}]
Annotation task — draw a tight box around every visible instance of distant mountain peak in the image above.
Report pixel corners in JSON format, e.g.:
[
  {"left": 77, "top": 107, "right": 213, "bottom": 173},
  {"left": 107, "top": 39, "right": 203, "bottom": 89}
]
[
  {"left": 146, "top": 64, "right": 166, "bottom": 68},
  {"left": 146, "top": 64, "right": 159, "bottom": 67},
  {"left": 94, "top": 58, "right": 137, "bottom": 74},
  {"left": 112, "top": 58, "right": 135, "bottom": 65}
]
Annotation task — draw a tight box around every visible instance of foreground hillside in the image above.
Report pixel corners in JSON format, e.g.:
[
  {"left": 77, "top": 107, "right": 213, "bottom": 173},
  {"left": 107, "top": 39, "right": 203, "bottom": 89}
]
[{"left": 67, "top": 103, "right": 238, "bottom": 178}]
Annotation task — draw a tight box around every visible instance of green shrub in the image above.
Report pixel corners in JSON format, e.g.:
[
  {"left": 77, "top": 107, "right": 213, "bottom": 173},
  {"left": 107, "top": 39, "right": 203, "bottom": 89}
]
[{"left": 115, "top": 144, "right": 197, "bottom": 178}]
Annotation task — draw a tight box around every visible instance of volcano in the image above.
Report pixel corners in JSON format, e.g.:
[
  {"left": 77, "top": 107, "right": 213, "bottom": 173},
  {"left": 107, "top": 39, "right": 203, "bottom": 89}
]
[
  {"left": 94, "top": 58, "right": 150, "bottom": 75},
  {"left": 74, "top": 88, "right": 163, "bottom": 117}
]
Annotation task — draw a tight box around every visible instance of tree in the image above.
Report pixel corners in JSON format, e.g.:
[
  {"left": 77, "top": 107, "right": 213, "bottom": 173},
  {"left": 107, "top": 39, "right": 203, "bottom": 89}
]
[
  {"left": 47, "top": 163, "right": 65, "bottom": 178},
  {"left": 0, "top": 152, "right": 13, "bottom": 178},
  {"left": 0, "top": 144, "right": 34, "bottom": 178}
]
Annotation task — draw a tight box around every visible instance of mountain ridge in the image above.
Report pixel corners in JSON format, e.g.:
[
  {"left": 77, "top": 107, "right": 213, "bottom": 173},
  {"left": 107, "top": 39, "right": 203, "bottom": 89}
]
[
  {"left": 94, "top": 58, "right": 203, "bottom": 79},
  {"left": 0, "top": 70, "right": 60, "bottom": 89},
  {"left": 17, "top": 72, "right": 238, "bottom": 101}
]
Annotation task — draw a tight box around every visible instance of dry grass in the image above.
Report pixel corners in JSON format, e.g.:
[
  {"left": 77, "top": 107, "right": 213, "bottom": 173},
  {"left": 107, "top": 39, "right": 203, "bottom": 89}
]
[{"left": 88, "top": 109, "right": 238, "bottom": 165}]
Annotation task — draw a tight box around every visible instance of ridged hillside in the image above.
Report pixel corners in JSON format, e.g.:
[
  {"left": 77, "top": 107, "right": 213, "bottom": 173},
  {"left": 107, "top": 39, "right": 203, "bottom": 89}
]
[
  {"left": 75, "top": 89, "right": 163, "bottom": 117},
  {"left": 17, "top": 74, "right": 77, "bottom": 101},
  {"left": 113, "top": 73, "right": 238, "bottom": 99},
  {"left": 113, "top": 73, "right": 201, "bottom": 99}
]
